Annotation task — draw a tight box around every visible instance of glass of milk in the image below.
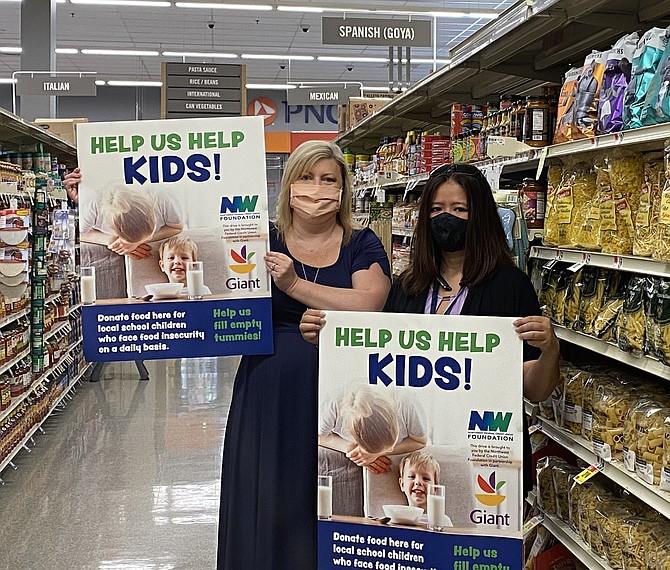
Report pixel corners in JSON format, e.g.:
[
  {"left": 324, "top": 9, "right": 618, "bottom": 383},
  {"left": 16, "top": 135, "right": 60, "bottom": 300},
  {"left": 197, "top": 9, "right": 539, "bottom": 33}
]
[
  {"left": 187, "top": 261, "right": 205, "bottom": 299},
  {"left": 317, "top": 475, "right": 332, "bottom": 520},
  {"left": 81, "top": 266, "right": 96, "bottom": 305},
  {"left": 427, "top": 484, "right": 446, "bottom": 531}
]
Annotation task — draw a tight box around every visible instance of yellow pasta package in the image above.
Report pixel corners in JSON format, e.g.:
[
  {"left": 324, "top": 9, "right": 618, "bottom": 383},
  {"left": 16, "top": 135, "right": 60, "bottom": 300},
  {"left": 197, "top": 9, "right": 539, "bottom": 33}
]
[
  {"left": 660, "top": 412, "right": 670, "bottom": 492},
  {"left": 539, "top": 266, "right": 559, "bottom": 322},
  {"left": 563, "top": 269, "right": 583, "bottom": 329},
  {"left": 595, "top": 499, "right": 636, "bottom": 568},
  {"left": 536, "top": 456, "right": 566, "bottom": 516},
  {"left": 652, "top": 174, "right": 670, "bottom": 261},
  {"left": 574, "top": 266, "right": 604, "bottom": 334},
  {"left": 621, "top": 517, "right": 657, "bottom": 570},
  {"left": 560, "top": 368, "right": 588, "bottom": 435},
  {"left": 591, "top": 376, "right": 636, "bottom": 461},
  {"left": 633, "top": 158, "right": 664, "bottom": 257},
  {"left": 563, "top": 160, "right": 596, "bottom": 248},
  {"left": 634, "top": 403, "right": 669, "bottom": 485},
  {"left": 609, "top": 151, "right": 645, "bottom": 212},
  {"left": 643, "top": 524, "right": 670, "bottom": 570},
  {"left": 551, "top": 462, "right": 582, "bottom": 523},
  {"left": 592, "top": 271, "right": 629, "bottom": 342},
  {"left": 651, "top": 278, "right": 670, "bottom": 365},
  {"left": 543, "top": 162, "right": 563, "bottom": 246}
]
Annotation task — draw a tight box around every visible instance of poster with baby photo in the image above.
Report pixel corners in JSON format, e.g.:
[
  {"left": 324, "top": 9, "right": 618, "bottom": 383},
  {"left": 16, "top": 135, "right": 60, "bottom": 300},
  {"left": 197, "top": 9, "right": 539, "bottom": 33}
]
[
  {"left": 76, "top": 116, "right": 273, "bottom": 361},
  {"left": 317, "top": 311, "right": 524, "bottom": 570}
]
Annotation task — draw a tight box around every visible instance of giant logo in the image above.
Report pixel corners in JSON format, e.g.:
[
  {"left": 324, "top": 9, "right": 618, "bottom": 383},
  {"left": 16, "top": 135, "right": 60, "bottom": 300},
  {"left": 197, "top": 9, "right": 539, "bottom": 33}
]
[
  {"left": 229, "top": 245, "right": 256, "bottom": 274},
  {"left": 475, "top": 472, "right": 506, "bottom": 506}
]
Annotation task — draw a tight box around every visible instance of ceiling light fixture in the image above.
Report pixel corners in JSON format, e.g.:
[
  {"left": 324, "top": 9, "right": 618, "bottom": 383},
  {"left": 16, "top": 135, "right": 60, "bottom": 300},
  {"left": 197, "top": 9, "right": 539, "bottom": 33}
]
[
  {"left": 276, "top": 5, "right": 499, "bottom": 18},
  {"left": 0, "top": 78, "right": 17, "bottom": 84},
  {"left": 0, "top": 47, "right": 22, "bottom": 54},
  {"left": 81, "top": 49, "right": 160, "bottom": 56},
  {"left": 317, "top": 56, "right": 387, "bottom": 63},
  {"left": 429, "top": 10, "right": 499, "bottom": 19},
  {"left": 360, "top": 86, "right": 390, "bottom": 92},
  {"left": 175, "top": 2, "right": 272, "bottom": 10},
  {"left": 106, "top": 80, "right": 163, "bottom": 86},
  {"left": 246, "top": 83, "right": 297, "bottom": 90},
  {"left": 55, "top": 48, "right": 80, "bottom": 54},
  {"left": 162, "top": 51, "right": 238, "bottom": 58},
  {"left": 70, "top": 0, "right": 171, "bottom": 5},
  {"left": 95, "top": 80, "right": 107, "bottom": 85},
  {"left": 241, "top": 54, "right": 313, "bottom": 61}
]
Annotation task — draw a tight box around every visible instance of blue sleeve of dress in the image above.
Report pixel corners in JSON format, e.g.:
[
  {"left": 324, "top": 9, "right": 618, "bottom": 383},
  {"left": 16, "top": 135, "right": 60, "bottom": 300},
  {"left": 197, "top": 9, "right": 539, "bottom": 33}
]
[{"left": 350, "top": 228, "right": 392, "bottom": 279}]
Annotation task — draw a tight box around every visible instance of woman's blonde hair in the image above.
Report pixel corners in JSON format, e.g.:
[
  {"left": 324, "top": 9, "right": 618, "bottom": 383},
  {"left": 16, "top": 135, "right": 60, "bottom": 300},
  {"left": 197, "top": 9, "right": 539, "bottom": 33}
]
[
  {"left": 342, "top": 387, "right": 399, "bottom": 454},
  {"left": 102, "top": 188, "right": 157, "bottom": 243},
  {"left": 274, "top": 140, "right": 355, "bottom": 243}
]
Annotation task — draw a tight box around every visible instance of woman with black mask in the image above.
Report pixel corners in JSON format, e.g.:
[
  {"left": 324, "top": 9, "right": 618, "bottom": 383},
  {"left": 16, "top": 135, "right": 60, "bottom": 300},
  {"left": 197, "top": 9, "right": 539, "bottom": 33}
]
[{"left": 301, "top": 163, "right": 560, "bottom": 496}]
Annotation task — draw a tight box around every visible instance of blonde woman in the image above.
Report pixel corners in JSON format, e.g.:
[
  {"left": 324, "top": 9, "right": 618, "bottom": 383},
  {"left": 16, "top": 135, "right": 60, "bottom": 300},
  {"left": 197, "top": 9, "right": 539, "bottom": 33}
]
[{"left": 217, "top": 140, "right": 391, "bottom": 570}]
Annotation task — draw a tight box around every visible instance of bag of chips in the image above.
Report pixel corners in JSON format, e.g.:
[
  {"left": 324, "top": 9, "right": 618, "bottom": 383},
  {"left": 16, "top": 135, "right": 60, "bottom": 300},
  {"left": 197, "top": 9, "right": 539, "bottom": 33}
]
[
  {"left": 624, "top": 27, "right": 670, "bottom": 130},
  {"left": 599, "top": 33, "right": 638, "bottom": 133},
  {"left": 553, "top": 67, "right": 581, "bottom": 144},
  {"left": 642, "top": 34, "right": 670, "bottom": 125},
  {"left": 572, "top": 50, "right": 609, "bottom": 139}
]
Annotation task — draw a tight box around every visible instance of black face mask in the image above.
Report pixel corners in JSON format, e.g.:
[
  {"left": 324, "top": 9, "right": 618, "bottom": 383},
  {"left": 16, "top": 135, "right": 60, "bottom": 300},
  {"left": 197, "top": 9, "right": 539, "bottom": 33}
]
[{"left": 430, "top": 212, "right": 468, "bottom": 252}]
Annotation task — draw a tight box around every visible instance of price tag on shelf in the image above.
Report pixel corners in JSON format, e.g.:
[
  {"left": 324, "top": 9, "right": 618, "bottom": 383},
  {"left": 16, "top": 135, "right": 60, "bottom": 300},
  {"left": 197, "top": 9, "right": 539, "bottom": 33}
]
[
  {"left": 574, "top": 460, "right": 604, "bottom": 485},
  {"left": 542, "top": 259, "right": 559, "bottom": 270},
  {"left": 567, "top": 261, "right": 585, "bottom": 272},
  {"left": 613, "top": 132, "right": 625, "bottom": 144},
  {"left": 523, "top": 514, "right": 544, "bottom": 538},
  {"left": 611, "top": 256, "right": 624, "bottom": 269},
  {"left": 528, "top": 423, "right": 542, "bottom": 435}
]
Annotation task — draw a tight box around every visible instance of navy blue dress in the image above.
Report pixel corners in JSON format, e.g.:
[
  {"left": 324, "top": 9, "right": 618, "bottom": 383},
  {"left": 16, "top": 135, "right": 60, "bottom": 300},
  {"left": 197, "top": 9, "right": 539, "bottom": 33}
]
[{"left": 217, "top": 226, "right": 390, "bottom": 570}]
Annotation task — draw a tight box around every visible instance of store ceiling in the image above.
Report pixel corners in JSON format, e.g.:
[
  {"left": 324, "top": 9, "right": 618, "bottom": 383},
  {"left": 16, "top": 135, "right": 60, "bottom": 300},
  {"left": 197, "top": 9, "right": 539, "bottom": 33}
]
[{"left": 0, "top": 0, "right": 516, "bottom": 89}]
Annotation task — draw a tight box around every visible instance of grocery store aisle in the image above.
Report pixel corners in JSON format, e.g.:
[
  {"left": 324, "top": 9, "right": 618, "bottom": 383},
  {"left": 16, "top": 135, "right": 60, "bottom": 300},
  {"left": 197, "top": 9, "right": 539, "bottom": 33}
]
[{"left": 0, "top": 357, "right": 238, "bottom": 570}]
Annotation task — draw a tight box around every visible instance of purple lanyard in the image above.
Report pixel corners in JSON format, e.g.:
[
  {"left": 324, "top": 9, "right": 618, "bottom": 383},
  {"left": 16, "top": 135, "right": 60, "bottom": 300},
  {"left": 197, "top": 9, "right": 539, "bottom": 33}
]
[{"left": 428, "top": 285, "right": 467, "bottom": 315}]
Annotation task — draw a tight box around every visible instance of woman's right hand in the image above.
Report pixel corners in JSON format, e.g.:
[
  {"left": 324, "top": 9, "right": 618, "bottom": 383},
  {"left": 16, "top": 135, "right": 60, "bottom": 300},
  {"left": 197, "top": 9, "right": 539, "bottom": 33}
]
[
  {"left": 299, "top": 308, "right": 325, "bottom": 346},
  {"left": 63, "top": 167, "right": 81, "bottom": 204}
]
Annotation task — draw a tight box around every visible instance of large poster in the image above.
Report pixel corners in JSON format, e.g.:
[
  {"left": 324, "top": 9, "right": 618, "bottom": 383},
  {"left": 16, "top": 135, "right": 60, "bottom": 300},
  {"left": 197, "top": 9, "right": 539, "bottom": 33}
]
[
  {"left": 77, "top": 116, "right": 273, "bottom": 361},
  {"left": 317, "top": 311, "right": 523, "bottom": 569}
]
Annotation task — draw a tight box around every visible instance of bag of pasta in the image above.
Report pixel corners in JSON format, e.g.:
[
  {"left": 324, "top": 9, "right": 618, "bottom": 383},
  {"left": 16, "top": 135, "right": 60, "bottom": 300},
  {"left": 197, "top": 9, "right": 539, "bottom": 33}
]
[
  {"left": 644, "top": 525, "right": 670, "bottom": 570},
  {"left": 543, "top": 162, "right": 562, "bottom": 246},
  {"left": 563, "top": 269, "right": 583, "bottom": 330},
  {"left": 633, "top": 158, "right": 664, "bottom": 257},
  {"left": 574, "top": 266, "right": 605, "bottom": 334},
  {"left": 616, "top": 275, "right": 649, "bottom": 356},
  {"left": 595, "top": 499, "right": 637, "bottom": 568},
  {"left": 581, "top": 370, "right": 607, "bottom": 442},
  {"left": 536, "top": 456, "right": 565, "bottom": 516},
  {"left": 552, "top": 268, "right": 573, "bottom": 327},
  {"left": 538, "top": 386, "right": 560, "bottom": 422},
  {"left": 591, "top": 376, "right": 636, "bottom": 461},
  {"left": 564, "top": 160, "right": 597, "bottom": 248},
  {"left": 577, "top": 484, "right": 613, "bottom": 552},
  {"left": 655, "top": 537, "right": 670, "bottom": 570},
  {"left": 593, "top": 271, "right": 630, "bottom": 342},
  {"left": 559, "top": 368, "right": 587, "bottom": 435},
  {"left": 621, "top": 517, "right": 657, "bottom": 570},
  {"left": 554, "top": 162, "right": 577, "bottom": 247},
  {"left": 539, "top": 265, "right": 559, "bottom": 322},
  {"left": 610, "top": 151, "right": 645, "bottom": 213},
  {"left": 551, "top": 462, "right": 581, "bottom": 522},
  {"left": 571, "top": 191, "right": 601, "bottom": 251},
  {"left": 659, "top": 411, "right": 670, "bottom": 491},
  {"left": 634, "top": 403, "right": 669, "bottom": 485},
  {"left": 653, "top": 167, "right": 670, "bottom": 262},
  {"left": 651, "top": 278, "right": 670, "bottom": 365},
  {"left": 623, "top": 397, "right": 658, "bottom": 472}
]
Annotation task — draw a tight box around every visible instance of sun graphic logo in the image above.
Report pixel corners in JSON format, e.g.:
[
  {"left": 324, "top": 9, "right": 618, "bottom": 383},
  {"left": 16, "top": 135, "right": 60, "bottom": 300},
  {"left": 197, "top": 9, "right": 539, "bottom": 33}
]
[
  {"left": 475, "top": 472, "right": 506, "bottom": 506},
  {"left": 229, "top": 245, "right": 256, "bottom": 274}
]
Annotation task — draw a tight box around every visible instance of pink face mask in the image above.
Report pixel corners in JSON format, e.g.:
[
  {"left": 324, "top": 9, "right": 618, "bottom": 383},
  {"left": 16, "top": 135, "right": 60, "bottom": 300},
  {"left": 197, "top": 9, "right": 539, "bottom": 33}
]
[{"left": 290, "top": 184, "right": 342, "bottom": 219}]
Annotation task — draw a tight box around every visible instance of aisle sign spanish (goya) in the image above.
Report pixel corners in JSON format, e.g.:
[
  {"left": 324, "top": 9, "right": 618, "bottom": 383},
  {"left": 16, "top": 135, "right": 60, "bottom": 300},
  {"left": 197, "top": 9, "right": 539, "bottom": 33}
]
[
  {"left": 77, "top": 116, "right": 273, "bottom": 361},
  {"left": 322, "top": 17, "right": 432, "bottom": 47},
  {"left": 317, "top": 311, "right": 523, "bottom": 570}
]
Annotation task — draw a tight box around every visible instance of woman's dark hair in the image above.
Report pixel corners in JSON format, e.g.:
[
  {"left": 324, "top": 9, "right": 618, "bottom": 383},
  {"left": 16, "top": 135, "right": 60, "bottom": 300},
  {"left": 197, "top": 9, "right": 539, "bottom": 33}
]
[{"left": 400, "top": 165, "right": 512, "bottom": 295}]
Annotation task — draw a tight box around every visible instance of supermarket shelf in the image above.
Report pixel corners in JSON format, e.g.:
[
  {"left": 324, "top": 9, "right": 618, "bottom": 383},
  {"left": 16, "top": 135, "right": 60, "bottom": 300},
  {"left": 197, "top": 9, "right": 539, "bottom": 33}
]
[
  {"left": 547, "top": 123, "right": 670, "bottom": 158},
  {"left": 44, "top": 320, "right": 70, "bottom": 342},
  {"left": 529, "top": 411, "right": 670, "bottom": 520},
  {"left": 392, "top": 228, "right": 414, "bottom": 238},
  {"left": 540, "top": 511, "right": 613, "bottom": 570},
  {"left": 0, "top": 363, "right": 92, "bottom": 478},
  {"left": 45, "top": 292, "right": 61, "bottom": 307},
  {"left": 530, "top": 246, "right": 670, "bottom": 278},
  {"left": 0, "top": 347, "right": 30, "bottom": 377},
  {"left": 553, "top": 325, "right": 670, "bottom": 378},
  {"left": 0, "top": 307, "right": 29, "bottom": 330},
  {"left": 68, "top": 302, "right": 82, "bottom": 315},
  {"left": 0, "top": 106, "right": 77, "bottom": 165}
]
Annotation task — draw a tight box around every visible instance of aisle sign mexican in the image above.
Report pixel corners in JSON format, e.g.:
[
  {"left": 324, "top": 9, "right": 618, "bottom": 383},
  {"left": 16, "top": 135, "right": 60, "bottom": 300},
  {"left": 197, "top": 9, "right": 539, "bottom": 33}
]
[
  {"left": 76, "top": 116, "right": 273, "bottom": 361},
  {"left": 317, "top": 311, "right": 523, "bottom": 570}
]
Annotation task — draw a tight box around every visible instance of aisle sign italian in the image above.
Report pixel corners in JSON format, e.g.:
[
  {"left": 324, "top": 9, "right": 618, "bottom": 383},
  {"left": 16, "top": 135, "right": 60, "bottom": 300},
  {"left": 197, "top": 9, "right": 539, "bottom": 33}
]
[
  {"left": 317, "top": 311, "right": 523, "bottom": 569},
  {"left": 77, "top": 116, "right": 273, "bottom": 361}
]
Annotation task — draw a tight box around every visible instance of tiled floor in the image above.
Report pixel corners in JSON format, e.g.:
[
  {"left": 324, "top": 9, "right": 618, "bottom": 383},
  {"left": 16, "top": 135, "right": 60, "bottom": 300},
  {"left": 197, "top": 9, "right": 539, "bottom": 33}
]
[{"left": 0, "top": 357, "right": 239, "bottom": 570}]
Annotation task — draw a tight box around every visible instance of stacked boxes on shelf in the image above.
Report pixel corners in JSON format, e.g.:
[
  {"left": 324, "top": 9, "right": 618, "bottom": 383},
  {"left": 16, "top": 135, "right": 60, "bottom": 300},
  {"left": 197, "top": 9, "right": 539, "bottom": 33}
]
[{"left": 31, "top": 177, "right": 49, "bottom": 375}]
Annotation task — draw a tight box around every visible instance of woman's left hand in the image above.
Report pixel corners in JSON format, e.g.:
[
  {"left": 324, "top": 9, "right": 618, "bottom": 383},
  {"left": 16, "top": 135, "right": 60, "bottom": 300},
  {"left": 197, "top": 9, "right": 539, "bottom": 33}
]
[
  {"left": 346, "top": 446, "right": 391, "bottom": 474},
  {"left": 265, "top": 252, "right": 299, "bottom": 294},
  {"left": 513, "top": 316, "right": 559, "bottom": 355},
  {"left": 108, "top": 237, "right": 146, "bottom": 256}
]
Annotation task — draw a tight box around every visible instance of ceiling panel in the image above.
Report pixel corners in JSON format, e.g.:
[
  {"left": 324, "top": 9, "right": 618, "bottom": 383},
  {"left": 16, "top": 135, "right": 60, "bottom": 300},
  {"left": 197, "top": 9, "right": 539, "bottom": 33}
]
[{"left": 0, "top": 0, "right": 515, "bottom": 87}]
